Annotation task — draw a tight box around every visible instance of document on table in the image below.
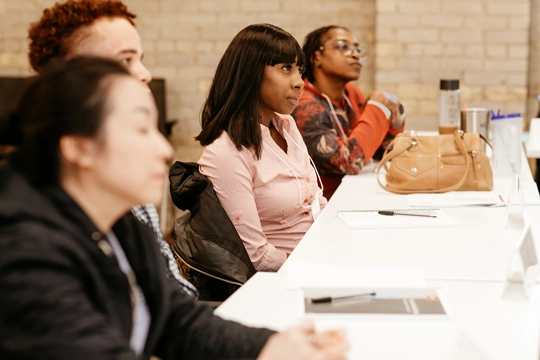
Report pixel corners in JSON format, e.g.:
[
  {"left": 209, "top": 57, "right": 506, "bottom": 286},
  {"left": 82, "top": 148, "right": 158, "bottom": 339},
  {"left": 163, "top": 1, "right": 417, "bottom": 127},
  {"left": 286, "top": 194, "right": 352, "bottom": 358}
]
[
  {"left": 406, "top": 192, "right": 506, "bottom": 207},
  {"left": 336, "top": 208, "right": 459, "bottom": 230},
  {"left": 303, "top": 287, "right": 447, "bottom": 316},
  {"left": 407, "top": 189, "right": 540, "bottom": 207},
  {"left": 287, "top": 262, "right": 447, "bottom": 317}
]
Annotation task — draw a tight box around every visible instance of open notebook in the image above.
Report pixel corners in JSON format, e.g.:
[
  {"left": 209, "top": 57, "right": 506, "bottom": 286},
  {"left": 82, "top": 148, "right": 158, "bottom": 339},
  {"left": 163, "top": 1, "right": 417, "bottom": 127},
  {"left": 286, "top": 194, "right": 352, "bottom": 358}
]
[
  {"left": 303, "top": 287, "right": 447, "bottom": 316},
  {"left": 336, "top": 208, "right": 459, "bottom": 230}
]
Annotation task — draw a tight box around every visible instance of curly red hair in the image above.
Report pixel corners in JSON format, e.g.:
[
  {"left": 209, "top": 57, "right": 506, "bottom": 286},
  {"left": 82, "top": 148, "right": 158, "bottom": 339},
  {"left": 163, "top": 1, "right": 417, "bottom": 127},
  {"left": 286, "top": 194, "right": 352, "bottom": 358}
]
[{"left": 28, "top": 0, "right": 136, "bottom": 71}]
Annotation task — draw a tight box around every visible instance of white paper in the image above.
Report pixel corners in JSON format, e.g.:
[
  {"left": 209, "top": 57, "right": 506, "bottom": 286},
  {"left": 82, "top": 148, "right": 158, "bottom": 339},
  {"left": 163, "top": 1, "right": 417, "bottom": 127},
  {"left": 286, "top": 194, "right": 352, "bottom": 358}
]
[
  {"left": 336, "top": 208, "right": 459, "bottom": 230},
  {"left": 407, "top": 192, "right": 506, "bottom": 207},
  {"left": 286, "top": 261, "right": 426, "bottom": 290}
]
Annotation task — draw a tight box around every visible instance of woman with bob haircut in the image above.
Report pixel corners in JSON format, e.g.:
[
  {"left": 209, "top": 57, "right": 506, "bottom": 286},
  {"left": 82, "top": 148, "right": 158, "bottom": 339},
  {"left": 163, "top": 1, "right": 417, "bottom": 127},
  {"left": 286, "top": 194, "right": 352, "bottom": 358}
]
[
  {"left": 0, "top": 56, "right": 348, "bottom": 359},
  {"left": 196, "top": 24, "right": 327, "bottom": 272}
]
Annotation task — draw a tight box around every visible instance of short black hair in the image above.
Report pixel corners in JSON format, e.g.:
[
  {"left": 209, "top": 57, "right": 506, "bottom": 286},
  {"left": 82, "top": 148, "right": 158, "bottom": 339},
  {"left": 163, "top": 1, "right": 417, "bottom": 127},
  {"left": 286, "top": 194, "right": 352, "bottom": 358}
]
[
  {"left": 196, "top": 23, "right": 305, "bottom": 159},
  {"left": 10, "top": 56, "right": 130, "bottom": 185}
]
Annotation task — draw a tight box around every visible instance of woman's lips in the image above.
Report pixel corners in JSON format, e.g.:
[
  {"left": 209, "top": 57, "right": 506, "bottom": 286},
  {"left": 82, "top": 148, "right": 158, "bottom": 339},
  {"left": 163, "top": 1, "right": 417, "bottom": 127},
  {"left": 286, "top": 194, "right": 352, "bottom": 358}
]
[{"left": 287, "top": 97, "right": 299, "bottom": 106}]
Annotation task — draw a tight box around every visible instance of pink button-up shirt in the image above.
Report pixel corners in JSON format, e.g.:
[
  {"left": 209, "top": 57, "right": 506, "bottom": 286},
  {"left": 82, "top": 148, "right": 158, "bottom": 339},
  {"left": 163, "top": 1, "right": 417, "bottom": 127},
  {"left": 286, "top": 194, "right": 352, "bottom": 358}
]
[{"left": 199, "top": 113, "right": 326, "bottom": 272}]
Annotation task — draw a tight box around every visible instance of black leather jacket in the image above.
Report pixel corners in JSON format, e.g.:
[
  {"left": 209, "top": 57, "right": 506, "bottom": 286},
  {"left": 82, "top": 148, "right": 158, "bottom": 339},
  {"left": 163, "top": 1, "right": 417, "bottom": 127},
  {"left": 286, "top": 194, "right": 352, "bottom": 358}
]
[{"left": 169, "top": 162, "right": 256, "bottom": 301}]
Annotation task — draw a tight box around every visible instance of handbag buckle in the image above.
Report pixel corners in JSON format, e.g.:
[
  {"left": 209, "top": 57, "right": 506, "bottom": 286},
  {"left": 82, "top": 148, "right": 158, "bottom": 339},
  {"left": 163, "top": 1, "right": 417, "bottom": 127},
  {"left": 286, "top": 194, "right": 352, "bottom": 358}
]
[{"left": 409, "top": 130, "right": 418, "bottom": 148}]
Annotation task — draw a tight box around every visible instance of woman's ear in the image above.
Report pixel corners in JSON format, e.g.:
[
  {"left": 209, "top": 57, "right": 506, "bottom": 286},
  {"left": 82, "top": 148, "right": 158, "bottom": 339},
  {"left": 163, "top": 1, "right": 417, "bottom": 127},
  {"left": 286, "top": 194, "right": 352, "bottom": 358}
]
[{"left": 59, "top": 135, "right": 97, "bottom": 169}]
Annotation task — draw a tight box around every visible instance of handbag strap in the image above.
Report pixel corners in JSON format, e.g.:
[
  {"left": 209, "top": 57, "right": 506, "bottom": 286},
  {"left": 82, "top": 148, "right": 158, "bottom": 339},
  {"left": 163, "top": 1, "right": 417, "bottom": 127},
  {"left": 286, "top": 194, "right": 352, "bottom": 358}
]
[
  {"left": 479, "top": 133, "right": 493, "bottom": 149},
  {"left": 376, "top": 131, "right": 472, "bottom": 194}
]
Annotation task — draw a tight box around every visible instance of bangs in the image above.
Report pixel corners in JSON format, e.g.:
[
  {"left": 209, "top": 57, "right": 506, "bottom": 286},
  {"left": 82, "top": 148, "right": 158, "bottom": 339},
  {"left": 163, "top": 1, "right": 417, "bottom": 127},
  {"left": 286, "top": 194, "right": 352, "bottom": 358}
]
[{"left": 262, "top": 28, "right": 306, "bottom": 70}]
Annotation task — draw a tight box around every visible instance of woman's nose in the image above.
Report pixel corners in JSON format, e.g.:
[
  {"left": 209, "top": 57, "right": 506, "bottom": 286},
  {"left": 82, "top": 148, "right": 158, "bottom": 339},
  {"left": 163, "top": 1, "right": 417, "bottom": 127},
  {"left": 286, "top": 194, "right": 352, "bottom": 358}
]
[{"left": 132, "top": 61, "right": 152, "bottom": 84}]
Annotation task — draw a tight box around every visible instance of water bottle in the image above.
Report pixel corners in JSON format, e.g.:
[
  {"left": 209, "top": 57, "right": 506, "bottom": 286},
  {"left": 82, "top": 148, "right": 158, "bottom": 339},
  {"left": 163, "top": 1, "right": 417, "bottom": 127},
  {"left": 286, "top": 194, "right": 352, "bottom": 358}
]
[{"left": 439, "top": 79, "right": 460, "bottom": 135}]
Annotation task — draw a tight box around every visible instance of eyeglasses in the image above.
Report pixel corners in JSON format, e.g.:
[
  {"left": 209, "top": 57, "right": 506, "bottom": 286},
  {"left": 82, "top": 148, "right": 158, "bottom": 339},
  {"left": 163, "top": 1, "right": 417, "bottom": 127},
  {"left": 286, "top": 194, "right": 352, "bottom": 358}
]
[{"left": 319, "top": 40, "right": 367, "bottom": 58}]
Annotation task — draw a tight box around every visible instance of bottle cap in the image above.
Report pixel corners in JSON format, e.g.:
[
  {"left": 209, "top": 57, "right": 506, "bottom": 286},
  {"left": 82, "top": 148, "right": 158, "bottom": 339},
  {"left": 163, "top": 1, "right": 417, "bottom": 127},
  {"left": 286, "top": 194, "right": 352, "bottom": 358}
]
[{"left": 440, "top": 79, "right": 459, "bottom": 90}]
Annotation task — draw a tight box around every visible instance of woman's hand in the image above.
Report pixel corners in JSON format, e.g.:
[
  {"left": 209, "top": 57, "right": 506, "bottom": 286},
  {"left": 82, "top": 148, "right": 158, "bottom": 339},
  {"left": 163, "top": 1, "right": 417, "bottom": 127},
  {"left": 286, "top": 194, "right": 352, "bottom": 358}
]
[
  {"left": 368, "top": 90, "right": 404, "bottom": 130},
  {"left": 257, "top": 322, "right": 349, "bottom": 360}
]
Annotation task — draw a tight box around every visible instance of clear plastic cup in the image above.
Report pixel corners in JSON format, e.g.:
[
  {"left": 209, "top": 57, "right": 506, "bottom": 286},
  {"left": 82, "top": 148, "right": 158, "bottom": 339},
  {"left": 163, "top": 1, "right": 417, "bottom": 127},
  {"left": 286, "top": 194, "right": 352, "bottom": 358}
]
[{"left": 491, "top": 114, "right": 523, "bottom": 178}]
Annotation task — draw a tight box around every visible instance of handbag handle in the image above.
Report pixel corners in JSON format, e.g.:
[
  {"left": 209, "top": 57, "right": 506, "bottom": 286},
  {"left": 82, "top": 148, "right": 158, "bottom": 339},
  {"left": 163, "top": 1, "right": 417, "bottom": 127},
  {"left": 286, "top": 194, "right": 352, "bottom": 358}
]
[{"left": 376, "top": 131, "right": 474, "bottom": 194}]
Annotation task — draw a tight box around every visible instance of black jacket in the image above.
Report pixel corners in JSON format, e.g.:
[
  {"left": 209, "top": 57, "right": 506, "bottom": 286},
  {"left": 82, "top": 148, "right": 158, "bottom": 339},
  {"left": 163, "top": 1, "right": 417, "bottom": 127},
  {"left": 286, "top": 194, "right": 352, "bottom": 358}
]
[
  {"left": 0, "top": 166, "right": 273, "bottom": 359},
  {"left": 169, "top": 162, "right": 256, "bottom": 301}
]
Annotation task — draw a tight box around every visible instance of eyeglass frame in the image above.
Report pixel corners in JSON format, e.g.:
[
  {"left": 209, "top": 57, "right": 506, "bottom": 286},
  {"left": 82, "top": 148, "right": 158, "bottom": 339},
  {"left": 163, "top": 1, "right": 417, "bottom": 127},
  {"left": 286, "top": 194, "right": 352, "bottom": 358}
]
[{"left": 319, "top": 40, "right": 367, "bottom": 58}]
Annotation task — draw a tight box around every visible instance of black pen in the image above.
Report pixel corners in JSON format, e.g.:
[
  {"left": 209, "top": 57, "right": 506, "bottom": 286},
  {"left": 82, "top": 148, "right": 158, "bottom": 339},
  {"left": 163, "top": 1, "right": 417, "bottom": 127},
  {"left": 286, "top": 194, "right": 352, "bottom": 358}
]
[
  {"left": 378, "top": 210, "right": 436, "bottom": 218},
  {"left": 310, "top": 292, "right": 376, "bottom": 303}
]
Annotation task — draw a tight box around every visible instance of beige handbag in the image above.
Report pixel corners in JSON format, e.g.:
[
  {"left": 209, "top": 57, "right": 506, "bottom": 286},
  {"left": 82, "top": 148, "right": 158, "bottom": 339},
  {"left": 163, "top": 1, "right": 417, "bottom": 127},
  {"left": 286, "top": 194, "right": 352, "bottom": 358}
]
[{"left": 376, "top": 130, "right": 493, "bottom": 194}]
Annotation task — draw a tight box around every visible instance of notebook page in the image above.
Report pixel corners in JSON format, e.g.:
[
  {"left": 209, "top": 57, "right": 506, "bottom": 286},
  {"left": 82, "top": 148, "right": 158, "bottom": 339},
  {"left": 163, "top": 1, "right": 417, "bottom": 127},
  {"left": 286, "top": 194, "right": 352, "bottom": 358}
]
[{"left": 336, "top": 208, "right": 459, "bottom": 230}]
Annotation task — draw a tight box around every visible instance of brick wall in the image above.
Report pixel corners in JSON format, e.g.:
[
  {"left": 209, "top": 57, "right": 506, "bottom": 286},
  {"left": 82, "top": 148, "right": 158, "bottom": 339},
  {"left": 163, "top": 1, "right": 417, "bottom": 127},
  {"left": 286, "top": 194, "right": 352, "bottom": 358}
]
[
  {"left": 0, "top": 0, "right": 376, "bottom": 161},
  {"left": 0, "top": 0, "right": 538, "bottom": 153},
  {"left": 529, "top": 0, "right": 540, "bottom": 122},
  {"left": 376, "top": 0, "right": 531, "bottom": 131}
]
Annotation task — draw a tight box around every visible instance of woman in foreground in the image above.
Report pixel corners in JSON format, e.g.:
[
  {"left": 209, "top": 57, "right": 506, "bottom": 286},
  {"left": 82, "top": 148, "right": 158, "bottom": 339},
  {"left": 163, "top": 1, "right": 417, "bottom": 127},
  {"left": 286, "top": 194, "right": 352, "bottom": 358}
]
[{"left": 0, "top": 56, "right": 347, "bottom": 359}]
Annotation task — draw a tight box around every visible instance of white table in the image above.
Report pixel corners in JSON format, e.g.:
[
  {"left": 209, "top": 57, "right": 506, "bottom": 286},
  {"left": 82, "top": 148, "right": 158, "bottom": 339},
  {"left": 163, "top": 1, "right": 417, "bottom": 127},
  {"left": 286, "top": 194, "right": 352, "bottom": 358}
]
[
  {"left": 286, "top": 151, "right": 538, "bottom": 282},
  {"left": 216, "top": 272, "right": 539, "bottom": 360},
  {"left": 216, "top": 148, "right": 540, "bottom": 359}
]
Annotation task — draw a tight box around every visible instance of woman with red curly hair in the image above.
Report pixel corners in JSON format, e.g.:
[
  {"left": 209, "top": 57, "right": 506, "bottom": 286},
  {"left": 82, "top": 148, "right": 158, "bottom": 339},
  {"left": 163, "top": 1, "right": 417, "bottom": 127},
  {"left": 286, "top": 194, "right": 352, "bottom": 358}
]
[
  {"left": 26, "top": 0, "right": 196, "bottom": 297},
  {"left": 28, "top": 0, "right": 149, "bottom": 82}
]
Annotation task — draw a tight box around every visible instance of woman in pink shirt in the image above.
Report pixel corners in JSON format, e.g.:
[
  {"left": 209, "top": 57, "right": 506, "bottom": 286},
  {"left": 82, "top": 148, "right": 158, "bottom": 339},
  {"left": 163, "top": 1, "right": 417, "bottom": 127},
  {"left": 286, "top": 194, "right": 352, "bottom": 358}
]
[{"left": 197, "top": 24, "right": 326, "bottom": 272}]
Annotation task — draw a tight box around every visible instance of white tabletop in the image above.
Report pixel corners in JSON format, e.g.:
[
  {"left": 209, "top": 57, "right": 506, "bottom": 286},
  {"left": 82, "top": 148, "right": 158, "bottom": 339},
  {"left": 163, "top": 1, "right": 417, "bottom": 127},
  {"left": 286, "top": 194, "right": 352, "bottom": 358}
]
[
  {"left": 286, "top": 152, "right": 539, "bottom": 282},
  {"left": 216, "top": 272, "right": 540, "bottom": 360},
  {"left": 216, "top": 147, "right": 540, "bottom": 359}
]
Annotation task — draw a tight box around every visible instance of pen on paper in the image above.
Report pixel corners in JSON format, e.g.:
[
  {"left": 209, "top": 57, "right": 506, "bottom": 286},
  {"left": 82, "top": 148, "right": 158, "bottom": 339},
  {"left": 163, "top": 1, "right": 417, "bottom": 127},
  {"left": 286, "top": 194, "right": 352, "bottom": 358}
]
[
  {"left": 310, "top": 292, "right": 376, "bottom": 304},
  {"left": 378, "top": 210, "right": 437, "bottom": 218}
]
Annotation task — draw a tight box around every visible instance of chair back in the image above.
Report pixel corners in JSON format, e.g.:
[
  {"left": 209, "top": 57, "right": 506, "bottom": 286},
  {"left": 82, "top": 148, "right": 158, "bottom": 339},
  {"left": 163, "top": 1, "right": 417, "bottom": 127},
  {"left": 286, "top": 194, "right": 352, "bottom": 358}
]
[{"left": 169, "top": 161, "right": 256, "bottom": 301}]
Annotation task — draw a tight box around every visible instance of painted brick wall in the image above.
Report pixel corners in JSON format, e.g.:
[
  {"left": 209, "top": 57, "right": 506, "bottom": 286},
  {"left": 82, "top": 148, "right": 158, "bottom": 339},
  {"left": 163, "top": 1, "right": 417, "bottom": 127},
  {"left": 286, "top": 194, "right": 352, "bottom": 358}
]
[
  {"left": 1, "top": 0, "right": 539, "bottom": 152},
  {"left": 0, "top": 0, "right": 376, "bottom": 161},
  {"left": 528, "top": 0, "right": 540, "bottom": 122},
  {"left": 376, "top": 0, "right": 531, "bottom": 131}
]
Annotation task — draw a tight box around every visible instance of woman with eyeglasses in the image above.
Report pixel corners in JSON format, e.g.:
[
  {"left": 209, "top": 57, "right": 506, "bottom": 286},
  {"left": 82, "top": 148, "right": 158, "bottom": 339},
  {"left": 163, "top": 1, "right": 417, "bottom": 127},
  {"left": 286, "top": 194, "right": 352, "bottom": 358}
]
[
  {"left": 196, "top": 24, "right": 326, "bottom": 272},
  {"left": 292, "top": 26, "right": 406, "bottom": 199}
]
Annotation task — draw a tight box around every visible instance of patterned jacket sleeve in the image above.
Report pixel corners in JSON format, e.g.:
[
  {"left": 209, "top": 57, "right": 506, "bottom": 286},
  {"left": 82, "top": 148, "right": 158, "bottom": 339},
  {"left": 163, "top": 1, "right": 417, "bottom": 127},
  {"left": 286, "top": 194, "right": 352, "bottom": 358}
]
[{"left": 293, "top": 91, "right": 394, "bottom": 176}]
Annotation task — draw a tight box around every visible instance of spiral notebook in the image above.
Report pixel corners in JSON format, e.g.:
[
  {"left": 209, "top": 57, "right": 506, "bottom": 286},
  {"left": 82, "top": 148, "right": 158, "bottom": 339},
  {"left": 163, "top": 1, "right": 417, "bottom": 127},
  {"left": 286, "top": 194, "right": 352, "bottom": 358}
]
[
  {"left": 303, "top": 287, "right": 447, "bottom": 316},
  {"left": 336, "top": 208, "right": 459, "bottom": 230}
]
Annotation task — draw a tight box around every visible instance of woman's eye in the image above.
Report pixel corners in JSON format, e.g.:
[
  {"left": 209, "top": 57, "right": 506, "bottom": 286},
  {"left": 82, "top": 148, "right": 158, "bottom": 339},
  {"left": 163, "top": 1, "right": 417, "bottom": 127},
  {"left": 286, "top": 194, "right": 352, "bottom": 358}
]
[
  {"left": 282, "top": 65, "right": 292, "bottom": 71},
  {"left": 339, "top": 43, "right": 349, "bottom": 52},
  {"left": 120, "top": 57, "right": 132, "bottom": 66}
]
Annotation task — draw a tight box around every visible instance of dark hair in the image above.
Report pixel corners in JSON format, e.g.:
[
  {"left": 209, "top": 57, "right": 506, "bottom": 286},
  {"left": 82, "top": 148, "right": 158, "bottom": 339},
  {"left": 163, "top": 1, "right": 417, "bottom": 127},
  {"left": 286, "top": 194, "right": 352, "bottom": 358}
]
[
  {"left": 0, "top": 112, "right": 24, "bottom": 146},
  {"left": 196, "top": 23, "right": 305, "bottom": 159},
  {"left": 28, "top": 0, "right": 136, "bottom": 71},
  {"left": 10, "top": 56, "right": 131, "bottom": 185},
  {"left": 302, "top": 25, "right": 349, "bottom": 83}
]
